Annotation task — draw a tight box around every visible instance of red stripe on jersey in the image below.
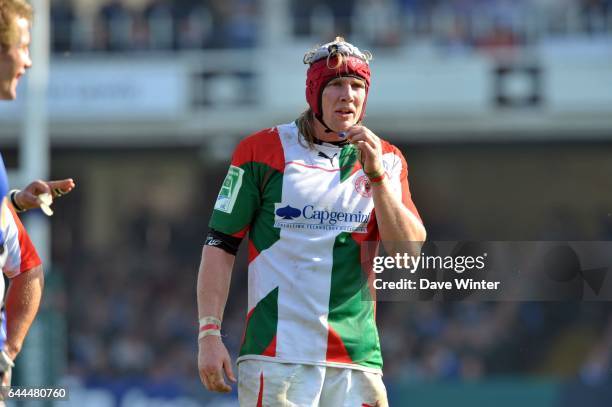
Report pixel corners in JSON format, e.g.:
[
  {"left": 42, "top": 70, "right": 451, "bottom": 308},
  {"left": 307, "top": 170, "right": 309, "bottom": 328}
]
[
  {"left": 286, "top": 161, "right": 340, "bottom": 173},
  {"left": 350, "top": 210, "right": 380, "bottom": 305},
  {"left": 240, "top": 306, "right": 256, "bottom": 347},
  {"left": 231, "top": 127, "right": 285, "bottom": 173},
  {"left": 398, "top": 153, "right": 422, "bottom": 223},
  {"left": 380, "top": 140, "right": 422, "bottom": 223},
  {"left": 349, "top": 159, "right": 362, "bottom": 179},
  {"left": 256, "top": 372, "right": 264, "bottom": 407},
  {"left": 8, "top": 204, "right": 41, "bottom": 272},
  {"left": 261, "top": 334, "right": 276, "bottom": 357},
  {"left": 248, "top": 239, "right": 260, "bottom": 263},
  {"left": 351, "top": 209, "right": 380, "bottom": 276},
  {"left": 326, "top": 325, "right": 353, "bottom": 364},
  {"left": 232, "top": 225, "right": 250, "bottom": 239}
]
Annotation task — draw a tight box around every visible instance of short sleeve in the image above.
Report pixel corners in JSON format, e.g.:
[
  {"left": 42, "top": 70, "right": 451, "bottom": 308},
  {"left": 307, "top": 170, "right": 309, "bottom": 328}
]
[
  {"left": 209, "top": 157, "right": 262, "bottom": 238},
  {"left": 209, "top": 128, "right": 285, "bottom": 238},
  {"left": 0, "top": 198, "right": 42, "bottom": 278},
  {"left": 387, "top": 145, "right": 422, "bottom": 224}
]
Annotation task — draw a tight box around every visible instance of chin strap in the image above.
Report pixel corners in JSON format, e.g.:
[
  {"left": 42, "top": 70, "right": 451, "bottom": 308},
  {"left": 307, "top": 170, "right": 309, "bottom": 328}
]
[
  {"left": 315, "top": 114, "right": 336, "bottom": 134},
  {"left": 315, "top": 114, "right": 356, "bottom": 140}
]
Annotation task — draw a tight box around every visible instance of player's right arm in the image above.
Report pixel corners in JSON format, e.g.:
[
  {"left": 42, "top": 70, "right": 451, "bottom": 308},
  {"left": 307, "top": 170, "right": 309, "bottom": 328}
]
[
  {"left": 197, "top": 132, "right": 272, "bottom": 392},
  {"left": 8, "top": 178, "right": 75, "bottom": 212},
  {"left": 0, "top": 200, "right": 43, "bottom": 385},
  {"left": 197, "top": 245, "right": 237, "bottom": 393}
]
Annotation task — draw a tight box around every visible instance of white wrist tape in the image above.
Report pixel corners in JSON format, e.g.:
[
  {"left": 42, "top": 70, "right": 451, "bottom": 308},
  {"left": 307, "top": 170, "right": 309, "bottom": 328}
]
[
  {"left": 198, "top": 316, "right": 222, "bottom": 340},
  {"left": 8, "top": 190, "right": 25, "bottom": 213},
  {"left": 0, "top": 349, "right": 15, "bottom": 372}
]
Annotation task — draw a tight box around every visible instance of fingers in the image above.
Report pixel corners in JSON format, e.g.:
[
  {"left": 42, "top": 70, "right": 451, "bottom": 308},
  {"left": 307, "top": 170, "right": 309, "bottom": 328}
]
[
  {"left": 16, "top": 190, "right": 40, "bottom": 210},
  {"left": 344, "top": 124, "right": 362, "bottom": 137},
  {"left": 207, "top": 370, "right": 232, "bottom": 393},
  {"left": 200, "top": 365, "right": 229, "bottom": 392},
  {"left": 23, "top": 180, "right": 50, "bottom": 196},
  {"left": 199, "top": 367, "right": 212, "bottom": 390},
  {"left": 223, "top": 357, "right": 237, "bottom": 383},
  {"left": 345, "top": 126, "right": 383, "bottom": 174},
  {"left": 199, "top": 355, "right": 233, "bottom": 392},
  {"left": 346, "top": 126, "right": 379, "bottom": 150},
  {"left": 345, "top": 125, "right": 372, "bottom": 139},
  {"left": 354, "top": 139, "right": 382, "bottom": 174},
  {"left": 17, "top": 178, "right": 75, "bottom": 211},
  {"left": 355, "top": 139, "right": 376, "bottom": 154},
  {"left": 48, "top": 178, "right": 75, "bottom": 197}
]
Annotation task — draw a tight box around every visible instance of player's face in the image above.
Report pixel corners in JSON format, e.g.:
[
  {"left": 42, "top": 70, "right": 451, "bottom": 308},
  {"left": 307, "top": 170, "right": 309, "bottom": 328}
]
[
  {"left": 0, "top": 17, "right": 32, "bottom": 100},
  {"left": 321, "top": 77, "right": 366, "bottom": 133}
]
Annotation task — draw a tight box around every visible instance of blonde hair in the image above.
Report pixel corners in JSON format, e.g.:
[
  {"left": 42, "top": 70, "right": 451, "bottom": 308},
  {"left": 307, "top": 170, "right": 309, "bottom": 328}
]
[
  {"left": 296, "top": 108, "right": 317, "bottom": 149},
  {"left": 0, "top": 0, "right": 32, "bottom": 50}
]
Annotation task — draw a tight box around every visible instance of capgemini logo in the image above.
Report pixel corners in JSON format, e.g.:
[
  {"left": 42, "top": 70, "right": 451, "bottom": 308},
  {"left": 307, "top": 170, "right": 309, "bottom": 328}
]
[{"left": 275, "top": 205, "right": 301, "bottom": 220}]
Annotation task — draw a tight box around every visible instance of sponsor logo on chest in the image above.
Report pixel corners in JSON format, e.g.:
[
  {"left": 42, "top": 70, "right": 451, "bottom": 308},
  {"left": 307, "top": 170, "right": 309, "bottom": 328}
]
[{"left": 274, "top": 203, "right": 371, "bottom": 233}]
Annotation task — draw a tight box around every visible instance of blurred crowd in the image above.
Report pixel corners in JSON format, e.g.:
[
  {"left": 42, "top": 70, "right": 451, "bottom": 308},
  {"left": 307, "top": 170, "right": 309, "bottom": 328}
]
[
  {"left": 63, "top": 209, "right": 208, "bottom": 399},
  {"left": 50, "top": 0, "right": 612, "bottom": 53}
]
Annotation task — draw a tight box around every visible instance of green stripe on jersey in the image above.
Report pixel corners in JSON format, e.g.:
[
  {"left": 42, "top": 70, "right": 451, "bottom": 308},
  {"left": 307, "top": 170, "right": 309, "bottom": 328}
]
[
  {"left": 339, "top": 145, "right": 359, "bottom": 183},
  {"left": 240, "top": 287, "right": 279, "bottom": 356},
  {"left": 210, "top": 162, "right": 282, "bottom": 248},
  {"left": 328, "top": 232, "right": 383, "bottom": 369},
  {"left": 250, "top": 164, "right": 282, "bottom": 253}
]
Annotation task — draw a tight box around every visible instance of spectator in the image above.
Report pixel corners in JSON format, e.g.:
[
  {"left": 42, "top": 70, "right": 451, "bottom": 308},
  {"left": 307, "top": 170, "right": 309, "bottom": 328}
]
[
  {"left": 51, "top": 0, "right": 75, "bottom": 52},
  {"left": 144, "top": 0, "right": 174, "bottom": 50},
  {"left": 97, "top": 0, "right": 134, "bottom": 51}
]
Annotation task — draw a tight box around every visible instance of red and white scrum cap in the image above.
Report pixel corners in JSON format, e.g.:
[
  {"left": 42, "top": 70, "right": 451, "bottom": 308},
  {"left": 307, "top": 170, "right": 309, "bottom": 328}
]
[{"left": 304, "top": 37, "right": 372, "bottom": 123}]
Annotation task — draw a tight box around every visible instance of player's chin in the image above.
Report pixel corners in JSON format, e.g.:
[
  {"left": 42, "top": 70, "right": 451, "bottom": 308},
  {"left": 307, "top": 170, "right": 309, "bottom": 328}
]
[
  {"left": 2, "top": 82, "right": 18, "bottom": 100},
  {"left": 10, "top": 80, "right": 19, "bottom": 99},
  {"left": 0, "top": 85, "right": 14, "bottom": 100},
  {"left": 332, "top": 119, "right": 355, "bottom": 132}
]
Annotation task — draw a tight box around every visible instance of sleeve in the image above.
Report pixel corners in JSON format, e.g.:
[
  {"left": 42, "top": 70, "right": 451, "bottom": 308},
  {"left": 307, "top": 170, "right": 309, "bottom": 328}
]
[
  {"left": 388, "top": 147, "right": 423, "bottom": 224},
  {"left": 209, "top": 138, "right": 263, "bottom": 239},
  {"left": 0, "top": 198, "right": 41, "bottom": 278}
]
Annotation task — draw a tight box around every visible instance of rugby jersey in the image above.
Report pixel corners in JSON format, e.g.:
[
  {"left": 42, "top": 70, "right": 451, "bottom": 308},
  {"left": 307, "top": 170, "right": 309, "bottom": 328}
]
[
  {"left": 0, "top": 198, "right": 41, "bottom": 278},
  {"left": 0, "top": 155, "right": 42, "bottom": 346},
  {"left": 0, "top": 155, "right": 8, "bottom": 247},
  {"left": 0, "top": 156, "right": 42, "bottom": 307},
  {"left": 210, "top": 122, "right": 421, "bottom": 373}
]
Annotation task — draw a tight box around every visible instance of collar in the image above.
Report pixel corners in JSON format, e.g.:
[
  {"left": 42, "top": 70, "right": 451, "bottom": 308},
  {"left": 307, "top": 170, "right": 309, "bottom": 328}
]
[{"left": 312, "top": 136, "right": 350, "bottom": 148}]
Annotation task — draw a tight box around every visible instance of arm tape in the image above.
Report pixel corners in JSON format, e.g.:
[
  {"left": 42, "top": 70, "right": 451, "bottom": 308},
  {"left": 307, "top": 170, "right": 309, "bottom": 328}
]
[{"left": 204, "top": 228, "right": 242, "bottom": 256}]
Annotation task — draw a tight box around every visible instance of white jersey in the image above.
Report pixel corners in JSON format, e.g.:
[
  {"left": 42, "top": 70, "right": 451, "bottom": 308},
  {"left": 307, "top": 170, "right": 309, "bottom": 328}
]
[
  {"left": 0, "top": 198, "right": 41, "bottom": 305},
  {"left": 210, "top": 122, "right": 421, "bottom": 373}
]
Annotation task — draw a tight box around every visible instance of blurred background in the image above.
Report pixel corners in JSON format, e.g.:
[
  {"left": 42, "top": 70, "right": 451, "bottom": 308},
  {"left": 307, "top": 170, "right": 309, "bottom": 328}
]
[{"left": 1, "top": 0, "right": 612, "bottom": 405}]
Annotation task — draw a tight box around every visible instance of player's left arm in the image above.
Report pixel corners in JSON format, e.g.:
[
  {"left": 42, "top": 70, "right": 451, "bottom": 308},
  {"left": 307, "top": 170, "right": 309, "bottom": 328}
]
[
  {"left": 347, "top": 126, "right": 426, "bottom": 255},
  {"left": 3, "top": 264, "right": 43, "bottom": 361},
  {"left": 0, "top": 201, "right": 44, "bottom": 363},
  {"left": 9, "top": 178, "right": 75, "bottom": 212}
]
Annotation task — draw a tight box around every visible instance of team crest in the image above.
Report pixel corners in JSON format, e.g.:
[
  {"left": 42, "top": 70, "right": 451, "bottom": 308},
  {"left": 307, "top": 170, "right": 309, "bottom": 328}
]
[{"left": 354, "top": 175, "right": 372, "bottom": 198}]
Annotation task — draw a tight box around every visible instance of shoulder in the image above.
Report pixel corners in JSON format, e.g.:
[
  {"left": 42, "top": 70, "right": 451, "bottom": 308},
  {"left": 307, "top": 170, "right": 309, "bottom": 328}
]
[
  {"left": 238, "top": 127, "right": 281, "bottom": 150},
  {"left": 379, "top": 138, "right": 404, "bottom": 158},
  {"left": 231, "top": 126, "right": 285, "bottom": 172},
  {"left": 379, "top": 137, "right": 408, "bottom": 169}
]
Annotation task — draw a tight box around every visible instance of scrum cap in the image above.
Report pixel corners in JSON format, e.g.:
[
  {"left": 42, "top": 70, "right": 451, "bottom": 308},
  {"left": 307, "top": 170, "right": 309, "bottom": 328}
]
[{"left": 304, "top": 37, "right": 372, "bottom": 125}]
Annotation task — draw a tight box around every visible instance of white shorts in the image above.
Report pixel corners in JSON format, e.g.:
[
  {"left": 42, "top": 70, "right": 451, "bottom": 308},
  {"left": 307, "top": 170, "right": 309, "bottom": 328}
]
[{"left": 238, "top": 359, "right": 388, "bottom": 407}]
